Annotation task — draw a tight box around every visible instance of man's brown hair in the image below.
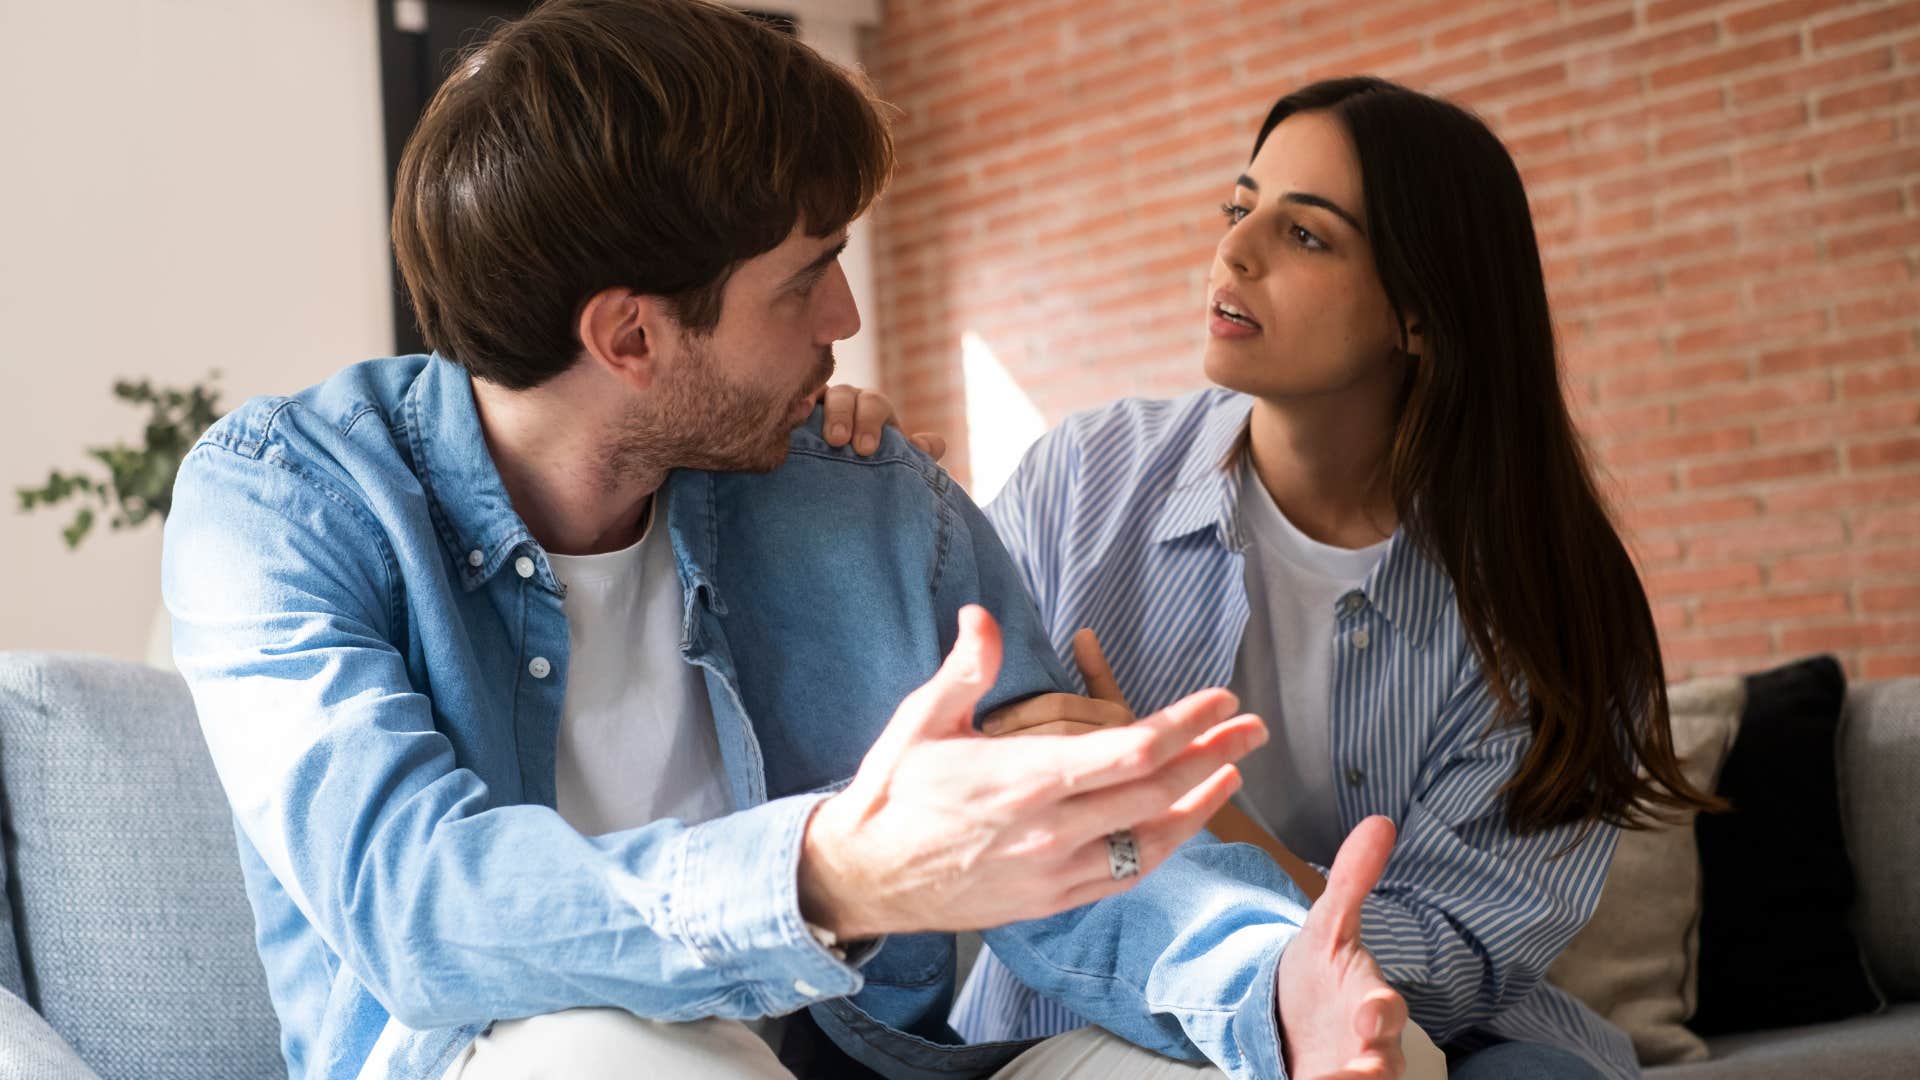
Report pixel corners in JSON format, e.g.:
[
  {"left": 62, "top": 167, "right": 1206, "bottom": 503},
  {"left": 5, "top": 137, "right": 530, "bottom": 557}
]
[{"left": 391, "top": 0, "right": 894, "bottom": 388}]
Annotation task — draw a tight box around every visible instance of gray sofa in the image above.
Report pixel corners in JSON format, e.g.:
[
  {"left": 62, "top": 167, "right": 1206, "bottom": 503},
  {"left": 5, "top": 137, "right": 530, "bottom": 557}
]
[{"left": 0, "top": 651, "right": 1914, "bottom": 1079}]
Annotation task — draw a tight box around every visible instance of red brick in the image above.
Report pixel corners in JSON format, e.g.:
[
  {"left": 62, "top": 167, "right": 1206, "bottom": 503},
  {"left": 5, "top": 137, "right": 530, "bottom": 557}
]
[
  {"left": 1676, "top": 376, "right": 1834, "bottom": 425},
  {"left": 1863, "top": 653, "right": 1920, "bottom": 678},
  {"left": 1686, "top": 447, "right": 1838, "bottom": 488},
  {"left": 1608, "top": 422, "right": 1754, "bottom": 465},
  {"left": 1752, "top": 260, "right": 1911, "bottom": 313},
  {"left": 1783, "top": 620, "right": 1920, "bottom": 652},
  {"left": 1626, "top": 495, "right": 1763, "bottom": 529},
  {"left": 1737, "top": 117, "right": 1896, "bottom": 173},
  {"left": 1673, "top": 310, "right": 1830, "bottom": 357},
  {"left": 1651, "top": 34, "right": 1802, "bottom": 92},
  {"left": 1766, "top": 470, "right": 1920, "bottom": 513},
  {"left": 1433, "top": 2, "right": 1563, "bottom": 51},
  {"left": 1696, "top": 590, "right": 1851, "bottom": 627},
  {"left": 1729, "top": 0, "right": 1853, "bottom": 38},
  {"left": 1843, "top": 361, "right": 1920, "bottom": 398},
  {"left": 1758, "top": 332, "right": 1911, "bottom": 376},
  {"left": 1689, "top": 516, "right": 1849, "bottom": 560},
  {"left": 1730, "top": 45, "right": 1895, "bottom": 106},
  {"left": 1817, "top": 72, "right": 1920, "bottom": 118},
  {"left": 1851, "top": 435, "right": 1920, "bottom": 470},
  {"left": 1664, "top": 631, "right": 1775, "bottom": 664},
  {"left": 1811, "top": 4, "right": 1920, "bottom": 50},
  {"left": 1646, "top": 0, "right": 1722, "bottom": 25},
  {"left": 1863, "top": 585, "right": 1920, "bottom": 614},
  {"left": 1837, "top": 290, "right": 1920, "bottom": 327},
  {"left": 1822, "top": 145, "right": 1920, "bottom": 186},
  {"left": 1502, "top": 12, "right": 1638, "bottom": 63},
  {"left": 1829, "top": 217, "right": 1920, "bottom": 259},
  {"left": 1647, "top": 563, "right": 1766, "bottom": 597}
]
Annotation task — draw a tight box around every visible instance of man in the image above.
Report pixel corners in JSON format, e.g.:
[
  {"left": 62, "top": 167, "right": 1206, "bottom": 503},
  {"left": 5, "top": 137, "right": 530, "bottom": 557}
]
[{"left": 161, "top": 2, "right": 1408, "bottom": 1078}]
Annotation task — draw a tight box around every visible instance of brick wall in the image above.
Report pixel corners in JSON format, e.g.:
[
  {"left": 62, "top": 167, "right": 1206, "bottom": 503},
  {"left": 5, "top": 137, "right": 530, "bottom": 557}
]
[{"left": 862, "top": 0, "right": 1920, "bottom": 680}]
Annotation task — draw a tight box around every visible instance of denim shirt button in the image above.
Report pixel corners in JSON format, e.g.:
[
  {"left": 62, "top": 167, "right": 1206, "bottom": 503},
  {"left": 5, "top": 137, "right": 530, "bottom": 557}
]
[
  {"left": 514, "top": 555, "right": 536, "bottom": 579},
  {"left": 528, "top": 656, "right": 551, "bottom": 679},
  {"left": 466, "top": 549, "right": 484, "bottom": 567},
  {"left": 793, "top": 978, "right": 820, "bottom": 997}
]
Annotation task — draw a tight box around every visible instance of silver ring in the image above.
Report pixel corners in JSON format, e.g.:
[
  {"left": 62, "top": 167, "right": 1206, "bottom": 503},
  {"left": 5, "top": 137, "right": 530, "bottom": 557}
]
[{"left": 1106, "top": 829, "right": 1140, "bottom": 880}]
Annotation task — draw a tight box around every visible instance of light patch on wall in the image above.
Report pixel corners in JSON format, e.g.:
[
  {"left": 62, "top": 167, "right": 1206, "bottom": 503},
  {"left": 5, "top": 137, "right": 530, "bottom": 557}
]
[{"left": 962, "top": 331, "right": 1046, "bottom": 506}]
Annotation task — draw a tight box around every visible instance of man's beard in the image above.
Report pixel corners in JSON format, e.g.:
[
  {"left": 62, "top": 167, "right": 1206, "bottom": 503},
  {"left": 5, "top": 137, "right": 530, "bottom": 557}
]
[{"left": 604, "top": 339, "right": 835, "bottom": 486}]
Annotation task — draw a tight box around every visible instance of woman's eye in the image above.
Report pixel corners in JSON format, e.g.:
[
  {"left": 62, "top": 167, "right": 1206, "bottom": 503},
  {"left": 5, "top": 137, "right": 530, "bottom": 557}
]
[
  {"left": 1218, "top": 202, "right": 1249, "bottom": 228},
  {"left": 1291, "top": 224, "right": 1327, "bottom": 251}
]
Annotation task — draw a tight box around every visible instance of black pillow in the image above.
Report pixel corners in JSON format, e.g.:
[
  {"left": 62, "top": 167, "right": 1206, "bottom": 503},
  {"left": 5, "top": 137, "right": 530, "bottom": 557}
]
[{"left": 1689, "top": 655, "right": 1883, "bottom": 1035}]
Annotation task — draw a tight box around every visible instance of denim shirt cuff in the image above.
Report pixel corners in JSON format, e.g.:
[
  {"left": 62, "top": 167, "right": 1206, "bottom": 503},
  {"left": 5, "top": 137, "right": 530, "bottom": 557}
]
[
  {"left": 1235, "top": 935, "right": 1291, "bottom": 1080},
  {"left": 675, "top": 792, "right": 874, "bottom": 1013}
]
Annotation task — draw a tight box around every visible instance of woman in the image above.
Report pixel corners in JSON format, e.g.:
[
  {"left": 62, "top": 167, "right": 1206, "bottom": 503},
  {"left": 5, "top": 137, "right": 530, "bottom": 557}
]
[{"left": 938, "top": 77, "right": 1719, "bottom": 1080}]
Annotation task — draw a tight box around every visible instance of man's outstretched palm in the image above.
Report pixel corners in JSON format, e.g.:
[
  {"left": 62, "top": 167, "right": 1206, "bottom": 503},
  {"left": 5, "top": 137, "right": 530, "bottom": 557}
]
[{"left": 1277, "top": 816, "right": 1408, "bottom": 1079}]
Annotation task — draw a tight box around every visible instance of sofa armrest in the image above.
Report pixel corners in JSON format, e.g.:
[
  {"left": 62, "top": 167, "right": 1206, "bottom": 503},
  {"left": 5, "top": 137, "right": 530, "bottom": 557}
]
[{"left": 0, "top": 988, "right": 100, "bottom": 1080}]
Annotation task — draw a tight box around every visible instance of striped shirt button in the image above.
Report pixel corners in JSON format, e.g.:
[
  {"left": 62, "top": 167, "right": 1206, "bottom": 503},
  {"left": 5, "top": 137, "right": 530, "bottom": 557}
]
[
  {"left": 1345, "top": 767, "right": 1366, "bottom": 787},
  {"left": 1351, "top": 628, "right": 1372, "bottom": 650},
  {"left": 1342, "top": 591, "right": 1366, "bottom": 613}
]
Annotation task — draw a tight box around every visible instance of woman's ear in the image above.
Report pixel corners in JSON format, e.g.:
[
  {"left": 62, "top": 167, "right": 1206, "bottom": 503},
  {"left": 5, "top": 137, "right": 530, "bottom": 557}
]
[{"left": 1401, "top": 317, "right": 1427, "bottom": 361}]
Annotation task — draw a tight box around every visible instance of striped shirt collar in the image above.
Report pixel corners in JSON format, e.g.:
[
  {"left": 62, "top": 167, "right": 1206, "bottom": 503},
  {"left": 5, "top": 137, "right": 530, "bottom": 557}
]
[{"left": 1149, "top": 390, "right": 1453, "bottom": 649}]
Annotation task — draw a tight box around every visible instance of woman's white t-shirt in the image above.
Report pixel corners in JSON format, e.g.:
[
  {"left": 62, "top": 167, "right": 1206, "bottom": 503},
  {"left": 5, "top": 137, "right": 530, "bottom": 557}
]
[{"left": 1226, "top": 464, "right": 1390, "bottom": 868}]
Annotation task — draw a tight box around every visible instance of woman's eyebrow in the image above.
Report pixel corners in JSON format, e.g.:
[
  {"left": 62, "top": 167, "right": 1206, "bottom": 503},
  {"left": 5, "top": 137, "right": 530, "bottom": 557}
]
[{"left": 1236, "top": 174, "right": 1365, "bottom": 236}]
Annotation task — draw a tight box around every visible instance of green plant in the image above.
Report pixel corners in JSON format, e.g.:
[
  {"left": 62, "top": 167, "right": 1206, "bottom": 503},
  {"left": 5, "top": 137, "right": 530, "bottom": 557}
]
[{"left": 17, "top": 373, "right": 224, "bottom": 548}]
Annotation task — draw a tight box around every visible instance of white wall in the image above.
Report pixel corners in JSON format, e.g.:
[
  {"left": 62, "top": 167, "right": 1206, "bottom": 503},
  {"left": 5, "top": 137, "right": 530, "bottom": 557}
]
[{"left": 0, "top": 0, "right": 395, "bottom": 660}]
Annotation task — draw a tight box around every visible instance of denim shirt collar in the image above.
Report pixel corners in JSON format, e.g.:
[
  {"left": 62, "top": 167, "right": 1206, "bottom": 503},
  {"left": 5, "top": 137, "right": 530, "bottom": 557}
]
[
  {"left": 402, "top": 356, "right": 557, "bottom": 594},
  {"left": 1150, "top": 389, "right": 1452, "bottom": 649}
]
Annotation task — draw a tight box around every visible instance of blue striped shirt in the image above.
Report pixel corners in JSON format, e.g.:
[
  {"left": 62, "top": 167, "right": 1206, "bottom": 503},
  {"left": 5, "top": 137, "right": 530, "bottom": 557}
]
[{"left": 951, "top": 389, "right": 1640, "bottom": 1080}]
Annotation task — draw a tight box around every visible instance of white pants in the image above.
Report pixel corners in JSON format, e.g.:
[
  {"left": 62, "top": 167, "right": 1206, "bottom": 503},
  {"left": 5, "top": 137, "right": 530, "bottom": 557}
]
[{"left": 441, "top": 1008, "right": 1447, "bottom": 1079}]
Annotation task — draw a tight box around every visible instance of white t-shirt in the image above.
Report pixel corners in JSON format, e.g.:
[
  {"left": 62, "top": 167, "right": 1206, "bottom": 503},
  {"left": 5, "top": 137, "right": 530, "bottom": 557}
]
[
  {"left": 547, "top": 489, "right": 731, "bottom": 836},
  {"left": 1226, "top": 464, "right": 1390, "bottom": 868}
]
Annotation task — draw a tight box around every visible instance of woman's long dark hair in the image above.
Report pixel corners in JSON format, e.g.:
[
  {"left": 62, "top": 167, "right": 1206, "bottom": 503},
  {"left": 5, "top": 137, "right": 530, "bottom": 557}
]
[{"left": 1256, "top": 77, "right": 1723, "bottom": 834}]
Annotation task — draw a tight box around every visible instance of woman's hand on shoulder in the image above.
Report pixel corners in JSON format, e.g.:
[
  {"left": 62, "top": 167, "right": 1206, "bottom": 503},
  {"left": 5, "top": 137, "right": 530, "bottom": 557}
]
[{"left": 819, "top": 384, "right": 947, "bottom": 461}]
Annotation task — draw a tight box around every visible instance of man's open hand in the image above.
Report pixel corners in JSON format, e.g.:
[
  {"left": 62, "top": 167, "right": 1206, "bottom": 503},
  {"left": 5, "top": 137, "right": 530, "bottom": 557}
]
[{"left": 797, "top": 606, "right": 1267, "bottom": 939}]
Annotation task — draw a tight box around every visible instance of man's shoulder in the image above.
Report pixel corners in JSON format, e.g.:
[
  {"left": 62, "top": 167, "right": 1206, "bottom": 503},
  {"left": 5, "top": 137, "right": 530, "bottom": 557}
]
[{"left": 196, "top": 356, "right": 429, "bottom": 463}]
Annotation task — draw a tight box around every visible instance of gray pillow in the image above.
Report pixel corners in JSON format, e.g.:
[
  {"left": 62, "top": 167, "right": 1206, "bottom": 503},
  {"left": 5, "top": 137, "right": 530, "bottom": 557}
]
[
  {"left": 1841, "top": 679, "right": 1920, "bottom": 1001},
  {"left": 0, "top": 652, "right": 284, "bottom": 1080},
  {"left": 0, "top": 986, "right": 99, "bottom": 1080}
]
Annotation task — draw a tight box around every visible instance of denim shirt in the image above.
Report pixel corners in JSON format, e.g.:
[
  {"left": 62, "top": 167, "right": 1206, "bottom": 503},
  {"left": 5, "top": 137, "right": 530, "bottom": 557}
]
[{"left": 162, "top": 357, "right": 1318, "bottom": 1080}]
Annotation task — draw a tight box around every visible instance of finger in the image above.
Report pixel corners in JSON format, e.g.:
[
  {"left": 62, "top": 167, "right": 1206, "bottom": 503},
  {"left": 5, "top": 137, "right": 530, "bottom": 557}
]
[
  {"left": 853, "top": 388, "right": 891, "bottom": 455},
  {"left": 822, "top": 384, "right": 858, "bottom": 446},
  {"left": 910, "top": 432, "right": 948, "bottom": 462},
  {"left": 981, "top": 694, "right": 1129, "bottom": 736},
  {"left": 993, "top": 720, "right": 1115, "bottom": 738},
  {"left": 1071, "top": 628, "right": 1126, "bottom": 706},
  {"left": 887, "top": 605, "right": 1004, "bottom": 744},
  {"left": 1051, "top": 720, "right": 1265, "bottom": 843},
  {"left": 1026, "top": 687, "right": 1248, "bottom": 794},
  {"left": 1355, "top": 989, "right": 1408, "bottom": 1075},
  {"left": 1317, "top": 815, "right": 1397, "bottom": 948},
  {"left": 1054, "top": 763, "right": 1245, "bottom": 906}
]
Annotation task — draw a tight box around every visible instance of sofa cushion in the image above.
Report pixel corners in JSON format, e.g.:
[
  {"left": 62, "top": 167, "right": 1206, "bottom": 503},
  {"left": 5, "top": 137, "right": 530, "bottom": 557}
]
[
  {"left": 1647, "top": 1001, "right": 1920, "bottom": 1079},
  {"left": 1840, "top": 678, "right": 1920, "bottom": 1001},
  {"left": 0, "top": 822, "right": 21, "bottom": 1001},
  {"left": 1546, "top": 675, "right": 1742, "bottom": 1065},
  {"left": 1690, "top": 655, "right": 1882, "bottom": 1035},
  {"left": 0, "top": 985, "right": 99, "bottom": 1080},
  {"left": 0, "top": 652, "right": 283, "bottom": 1080}
]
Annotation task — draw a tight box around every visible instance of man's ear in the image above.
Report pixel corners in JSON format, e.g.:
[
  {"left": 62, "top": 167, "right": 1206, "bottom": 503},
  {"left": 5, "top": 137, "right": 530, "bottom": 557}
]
[{"left": 577, "top": 286, "right": 672, "bottom": 389}]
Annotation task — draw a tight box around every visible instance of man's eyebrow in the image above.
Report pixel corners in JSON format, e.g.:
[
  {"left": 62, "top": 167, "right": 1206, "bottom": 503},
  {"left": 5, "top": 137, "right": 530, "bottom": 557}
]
[
  {"left": 1234, "top": 174, "right": 1366, "bottom": 237},
  {"left": 783, "top": 236, "right": 849, "bottom": 289}
]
